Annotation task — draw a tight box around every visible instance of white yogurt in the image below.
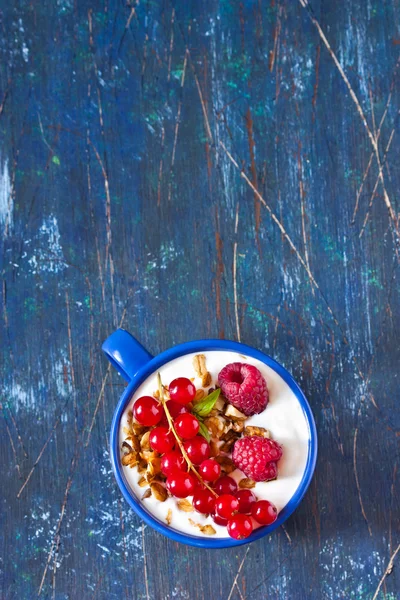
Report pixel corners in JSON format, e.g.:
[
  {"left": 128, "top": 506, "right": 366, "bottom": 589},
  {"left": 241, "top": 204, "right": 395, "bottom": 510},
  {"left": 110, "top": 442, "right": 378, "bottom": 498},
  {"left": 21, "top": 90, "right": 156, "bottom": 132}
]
[{"left": 119, "top": 351, "right": 310, "bottom": 538}]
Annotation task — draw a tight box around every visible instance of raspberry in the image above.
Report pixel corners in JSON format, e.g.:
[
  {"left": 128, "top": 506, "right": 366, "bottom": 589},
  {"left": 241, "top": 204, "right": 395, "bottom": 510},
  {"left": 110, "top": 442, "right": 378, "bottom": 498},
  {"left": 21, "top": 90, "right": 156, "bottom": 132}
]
[
  {"left": 218, "top": 363, "right": 269, "bottom": 416},
  {"left": 232, "top": 436, "right": 282, "bottom": 482}
]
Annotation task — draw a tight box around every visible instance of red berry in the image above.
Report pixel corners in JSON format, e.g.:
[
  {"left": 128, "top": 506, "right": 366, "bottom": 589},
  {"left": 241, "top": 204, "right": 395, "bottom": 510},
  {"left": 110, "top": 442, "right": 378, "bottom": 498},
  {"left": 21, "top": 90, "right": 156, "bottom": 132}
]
[
  {"left": 149, "top": 427, "right": 175, "bottom": 454},
  {"left": 159, "top": 401, "right": 188, "bottom": 427},
  {"left": 232, "top": 436, "right": 282, "bottom": 482},
  {"left": 235, "top": 489, "right": 257, "bottom": 514},
  {"left": 193, "top": 489, "right": 216, "bottom": 514},
  {"left": 214, "top": 475, "right": 238, "bottom": 495},
  {"left": 199, "top": 459, "right": 221, "bottom": 482},
  {"left": 192, "top": 477, "right": 204, "bottom": 493},
  {"left": 251, "top": 500, "right": 278, "bottom": 525},
  {"left": 218, "top": 362, "right": 269, "bottom": 416},
  {"left": 133, "top": 396, "right": 162, "bottom": 426},
  {"left": 183, "top": 436, "right": 210, "bottom": 465},
  {"left": 215, "top": 494, "right": 239, "bottom": 519},
  {"left": 212, "top": 511, "right": 228, "bottom": 526},
  {"left": 227, "top": 514, "right": 253, "bottom": 540},
  {"left": 161, "top": 451, "right": 185, "bottom": 476},
  {"left": 174, "top": 413, "right": 199, "bottom": 440},
  {"left": 167, "top": 401, "right": 189, "bottom": 418},
  {"left": 169, "top": 377, "right": 196, "bottom": 405},
  {"left": 166, "top": 471, "right": 196, "bottom": 498}
]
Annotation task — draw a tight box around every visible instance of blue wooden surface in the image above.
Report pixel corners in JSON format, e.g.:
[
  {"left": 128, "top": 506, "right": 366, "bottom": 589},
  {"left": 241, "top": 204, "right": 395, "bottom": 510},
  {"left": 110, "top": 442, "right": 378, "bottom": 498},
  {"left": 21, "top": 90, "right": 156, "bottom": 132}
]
[{"left": 1, "top": 1, "right": 399, "bottom": 598}]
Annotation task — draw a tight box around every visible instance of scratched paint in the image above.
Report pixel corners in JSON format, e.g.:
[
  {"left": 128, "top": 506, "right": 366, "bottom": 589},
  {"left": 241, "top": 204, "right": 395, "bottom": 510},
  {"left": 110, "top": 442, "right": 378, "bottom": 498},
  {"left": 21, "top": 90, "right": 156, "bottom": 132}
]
[
  {"left": 27, "top": 215, "right": 68, "bottom": 275},
  {"left": 1, "top": 0, "right": 399, "bottom": 598},
  {"left": 0, "top": 156, "right": 12, "bottom": 231}
]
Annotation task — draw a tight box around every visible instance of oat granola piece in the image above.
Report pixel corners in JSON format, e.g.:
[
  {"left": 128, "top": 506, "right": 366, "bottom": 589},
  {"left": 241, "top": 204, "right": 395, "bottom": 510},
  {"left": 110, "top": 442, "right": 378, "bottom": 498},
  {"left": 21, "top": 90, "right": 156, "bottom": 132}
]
[
  {"left": 193, "top": 354, "right": 212, "bottom": 387},
  {"left": 121, "top": 440, "right": 133, "bottom": 453},
  {"left": 214, "top": 396, "right": 226, "bottom": 412},
  {"left": 188, "top": 518, "right": 216, "bottom": 535},
  {"left": 193, "top": 354, "right": 207, "bottom": 378},
  {"left": 214, "top": 455, "right": 236, "bottom": 474},
  {"left": 123, "top": 436, "right": 140, "bottom": 452},
  {"left": 244, "top": 425, "right": 271, "bottom": 438},
  {"left": 177, "top": 499, "right": 194, "bottom": 512},
  {"left": 231, "top": 420, "right": 245, "bottom": 433},
  {"left": 131, "top": 421, "right": 146, "bottom": 437},
  {"left": 138, "top": 476, "right": 148, "bottom": 488},
  {"left": 121, "top": 452, "right": 139, "bottom": 467},
  {"left": 140, "top": 431, "right": 151, "bottom": 451},
  {"left": 203, "top": 415, "right": 226, "bottom": 438},
  {"left": 209, "top": 439, "right": 219, "bottom": 458},
  {"left": 141, "top": 489, "right": 152, "bottom": 500},
  {"left": 147, "top": 457, "right": 162, "bottom": 477},
  {"left": 194, "top": 388, "right": 205, "bottom": 402},
  {"left": 200, "top": 524, "right": 216, "bottom": 535},
  {"left": 201, "top": 371, "right": 212, "bottom": 387},
  {"left": 238, "top": 478, "right": 256, "bottom": 489},
  {"left": 140, "top": 450, "right": 159, "bottom": 462},
  {"left": 150, "top": 482, "right": 168, "bottom": 502},
  {"left": 225, "top": 404, "right": 247, "bottom": 421},
  {"left": 220, "top": 430, "right": 241, "bottom": 453},
  {"left": 137, "top": 459, "right": 147, "bottom": 474},
  {"left": 165, "top": 509, "right": 172, "bottom": 525}
]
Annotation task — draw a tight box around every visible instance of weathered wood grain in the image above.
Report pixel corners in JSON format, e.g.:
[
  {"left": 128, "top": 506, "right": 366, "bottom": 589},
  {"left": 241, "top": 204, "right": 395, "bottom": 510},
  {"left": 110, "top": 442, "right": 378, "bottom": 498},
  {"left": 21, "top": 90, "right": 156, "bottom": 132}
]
[{"left": 1, "top": 1, "right": 399, "bottom": 598}]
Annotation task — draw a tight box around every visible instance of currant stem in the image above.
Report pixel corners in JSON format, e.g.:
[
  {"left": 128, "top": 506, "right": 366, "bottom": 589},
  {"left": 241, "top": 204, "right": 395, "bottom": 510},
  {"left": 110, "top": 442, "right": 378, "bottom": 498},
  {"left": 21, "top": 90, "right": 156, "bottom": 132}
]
[{"left": 157, "top": 372, "right": 218, "bottom": 498}]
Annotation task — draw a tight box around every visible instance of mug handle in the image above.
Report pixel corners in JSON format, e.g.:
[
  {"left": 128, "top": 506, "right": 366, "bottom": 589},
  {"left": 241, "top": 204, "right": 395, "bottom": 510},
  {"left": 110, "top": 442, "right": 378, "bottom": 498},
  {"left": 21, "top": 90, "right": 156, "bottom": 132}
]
[{"left": 102, "top": 329, "right": 153, "bottom": 383}]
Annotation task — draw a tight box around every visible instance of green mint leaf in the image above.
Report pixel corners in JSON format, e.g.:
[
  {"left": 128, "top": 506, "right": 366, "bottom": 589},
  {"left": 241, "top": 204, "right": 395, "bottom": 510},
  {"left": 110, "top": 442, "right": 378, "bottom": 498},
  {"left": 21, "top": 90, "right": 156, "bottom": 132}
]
[
  {"left": 192, "top": 388, "right": 221, "bottom": 418},
  {"left": 198, "top": 421, "right": 211, "bottom": 442}
]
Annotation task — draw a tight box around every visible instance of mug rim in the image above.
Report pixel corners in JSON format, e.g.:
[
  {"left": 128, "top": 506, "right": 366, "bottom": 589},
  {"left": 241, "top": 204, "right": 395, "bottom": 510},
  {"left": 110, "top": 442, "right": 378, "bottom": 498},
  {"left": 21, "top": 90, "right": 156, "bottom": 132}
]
[{"left": 109, "top": 339, "right": 318, "bottom": 548}]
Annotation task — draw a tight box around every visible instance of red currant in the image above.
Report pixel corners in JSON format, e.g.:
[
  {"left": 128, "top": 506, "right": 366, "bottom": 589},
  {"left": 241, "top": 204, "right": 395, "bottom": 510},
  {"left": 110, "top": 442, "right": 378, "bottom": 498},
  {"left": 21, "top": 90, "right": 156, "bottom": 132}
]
[
  {"left": 159, "top": 401, "right": 188, "bottom": 427},
  {"left": 193, "top": 489, "right": 216, "bottom": 514},
  {"left": 149, "top": 427, "right": 175, "bottom": 454},
  {"left": 215, "top": 494, "right": 239, "bottom": 519},
  {"left": 212, "top": 511, "right": 228, "bottom": 526},
  {"left": 227, "top": 514, "right": 253, "bottom": 540},
  {"left": 169, "top": 377, "right": 196, "bottom": 405},
  {"left": 174, "top": 413, "right": 199, "bottom": 439},
  {"left": 167, "top": 401, "right": 188, "bottom": 418},
  {"left": 251, "top": 500, "right": 278, "bottom": 525},
  {"left": 235, "top": 490, "right": 257, "bottom": 514},
  {"left": 199, "top": 459, "right": 221, "bottom": 482},
  {"left": 166, "top": 471, "right": 196, "bottom": 498},
  {"left": 183, "top": 436, "right": 210, "bottom": 465},
  {"left": 214, "top": 475, "right": 238, "bottom": 495},
  {"left": 133, "top": 396, "right": 162, "bottom": 426},
  {"left": 161, "top": 451, "right": 185, "bottom": 476},
  {"left": 192, "top": 477, "right": 204, "bottom": 494}
]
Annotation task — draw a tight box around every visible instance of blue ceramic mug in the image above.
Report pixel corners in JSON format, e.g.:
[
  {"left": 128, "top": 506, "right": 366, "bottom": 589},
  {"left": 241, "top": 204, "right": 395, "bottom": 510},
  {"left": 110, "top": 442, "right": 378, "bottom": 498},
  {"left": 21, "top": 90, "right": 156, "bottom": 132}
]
[{"left": 103, "top": 329, "right": 318, "bottom": 548}]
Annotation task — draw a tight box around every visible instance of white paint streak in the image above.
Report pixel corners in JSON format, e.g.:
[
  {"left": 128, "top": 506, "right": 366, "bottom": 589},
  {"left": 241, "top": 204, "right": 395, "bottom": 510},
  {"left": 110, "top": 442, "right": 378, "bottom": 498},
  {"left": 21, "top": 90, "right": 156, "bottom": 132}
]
[
  {"left": 85, "top": 452, "right": 143, "bottom": 558},
  {"left": 5, "top": 350, "right": 72, "bottom": 411},
  {"left": 143, "top": 242, "right": 181, "bottom": 298},
  {"left": 27, "top": 215, "right": 68, "bottom": 274},
  {"left": 320, "top": 538, "right": 385, "bottom": 599},
  {"left": 0, "top": 157, "right": 12, "bottom": 232},
  {"left": 22, "top": 41, "right": 29, "bottom": 62}
]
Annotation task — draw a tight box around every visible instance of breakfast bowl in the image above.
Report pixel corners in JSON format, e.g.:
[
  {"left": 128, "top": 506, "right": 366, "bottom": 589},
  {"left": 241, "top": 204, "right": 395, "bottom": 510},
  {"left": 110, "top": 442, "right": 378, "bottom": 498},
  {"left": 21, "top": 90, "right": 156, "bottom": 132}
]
[{"left": 103, "top": 328, "right": 317, "bottom": 548}]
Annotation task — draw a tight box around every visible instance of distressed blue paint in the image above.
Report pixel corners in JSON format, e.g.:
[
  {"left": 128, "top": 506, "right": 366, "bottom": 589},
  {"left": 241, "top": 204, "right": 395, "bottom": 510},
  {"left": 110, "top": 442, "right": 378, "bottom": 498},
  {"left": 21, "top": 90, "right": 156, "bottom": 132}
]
[{"left": 0, "top": 0, "right": 399, "bottom": 598}]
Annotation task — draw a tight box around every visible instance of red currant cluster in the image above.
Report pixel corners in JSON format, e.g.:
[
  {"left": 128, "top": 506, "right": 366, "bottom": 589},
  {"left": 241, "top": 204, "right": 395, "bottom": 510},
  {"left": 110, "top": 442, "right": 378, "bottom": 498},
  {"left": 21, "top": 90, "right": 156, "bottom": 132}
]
[
  {"left": 132, "top": 375, "right": 278, "bottom": 540},
  {"left": 211, "top": 475, "right": 278, "bottom": 539}
]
